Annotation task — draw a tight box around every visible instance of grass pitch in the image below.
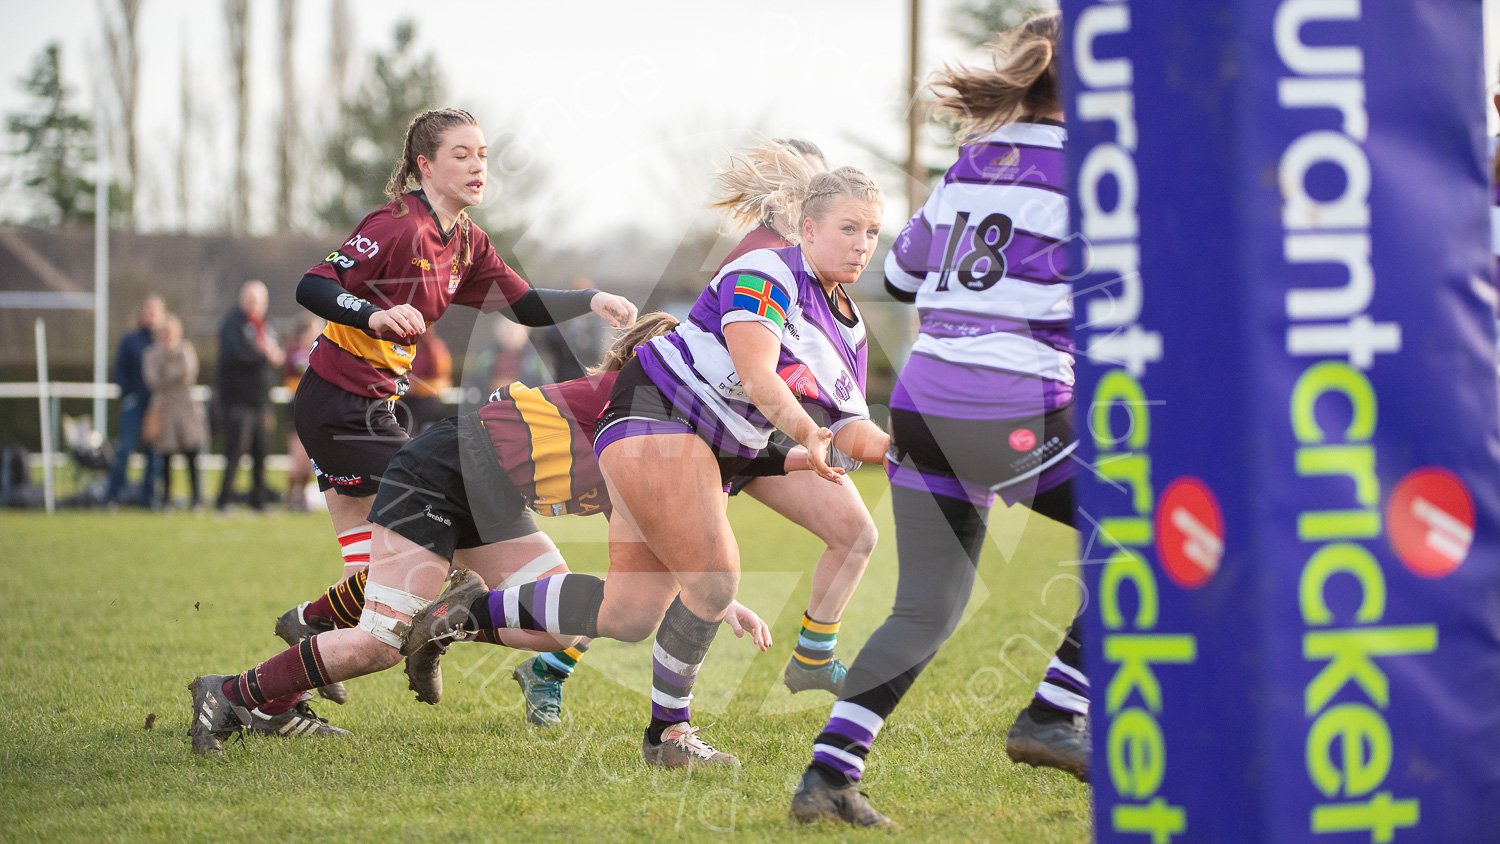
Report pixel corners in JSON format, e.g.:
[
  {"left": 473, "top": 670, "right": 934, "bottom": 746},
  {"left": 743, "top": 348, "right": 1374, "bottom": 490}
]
[{"left": 0, "top": 470, "right": 1089, "bottom": 842}]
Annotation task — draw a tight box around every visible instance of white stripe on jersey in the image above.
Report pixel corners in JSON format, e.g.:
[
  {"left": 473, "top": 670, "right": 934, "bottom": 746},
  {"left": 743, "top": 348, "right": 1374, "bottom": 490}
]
[
  {"left": 885, "top": 122, "right": 1073, "bottom": 385},
  {"left": 910, "top": 331, "right": 1073, "bottom": 383},
  {"left": 648, "top": 248, "right": 871, "bottom": 450}
]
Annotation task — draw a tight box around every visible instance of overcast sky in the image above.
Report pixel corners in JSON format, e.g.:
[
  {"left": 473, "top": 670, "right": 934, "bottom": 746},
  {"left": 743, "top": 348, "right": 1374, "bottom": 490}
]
[
  {"left": 0, "top": 0, "right": 985, "bottom": 247},
  {"left": 1, "top": 1, "right": 1497, "bottom": 251}
]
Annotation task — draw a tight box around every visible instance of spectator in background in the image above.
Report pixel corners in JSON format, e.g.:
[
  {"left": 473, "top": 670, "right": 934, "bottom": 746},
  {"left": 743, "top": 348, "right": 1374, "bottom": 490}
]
[
  {"left": 403, "top": 331, "right": 454, "bottom": 435},
  {"left": 282, "top": 316, "right": 325, "bottom": 511},
  {"left": 480, "top": 318, "right": 548, "bottom": 393},
  {"left": 143, "top": 313, "right": 207, "bottom": 510},
  {"left": 215, "top": 280, "right": 284, "bottom": 513},
  {"left": 104, "top": 294, "right": 165, "bottom": 506},
  {"left": 532, "top": 277, "right": 609, "bottom": 381}
]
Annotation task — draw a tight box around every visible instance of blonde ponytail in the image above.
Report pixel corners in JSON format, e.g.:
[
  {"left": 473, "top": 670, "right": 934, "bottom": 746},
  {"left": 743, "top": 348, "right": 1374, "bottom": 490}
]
[{"left": 709, "top": 139, "right": 825, "bottom": 243}]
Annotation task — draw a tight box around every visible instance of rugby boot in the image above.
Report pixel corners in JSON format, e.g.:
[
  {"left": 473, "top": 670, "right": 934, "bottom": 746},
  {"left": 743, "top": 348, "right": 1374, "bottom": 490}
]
[
  {"left": 401, "top": 568, "right": 489, "bottom": 704},
  {"left": 243, "top": 698, "right": 352, "bottom": 739},
  {"left": 1004, "top": 706, "right": 1089, "bottom": 782},
  {"left": 782, "top": 656, "right": 848, "bottom": 695},
  {"left": 512, "top": 656, "right": 564, "bottom": 727},
  {"left": 789, "top": 765, "right": 894, "bottom": 828},
  {"left": 274, "top": 602, "right": 348, "bottom": 705},
  {"left": 187, "top": 674, "right": 247, "bottom": 759},
  {"left": 641, "top": 723, "right": 740, "bottom": 768}
]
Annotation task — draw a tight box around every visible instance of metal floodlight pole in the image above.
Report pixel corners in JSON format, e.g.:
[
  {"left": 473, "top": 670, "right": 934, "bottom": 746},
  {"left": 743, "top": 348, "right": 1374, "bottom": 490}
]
[
  {"left": 93, "top": 61, "right": 111, "bottom": 439},
  {"left": 36, "top": 319, "right": 55, "bottom": 515},
  {"left": 905, "top": 0, "right": 923, "bottom": 218}
]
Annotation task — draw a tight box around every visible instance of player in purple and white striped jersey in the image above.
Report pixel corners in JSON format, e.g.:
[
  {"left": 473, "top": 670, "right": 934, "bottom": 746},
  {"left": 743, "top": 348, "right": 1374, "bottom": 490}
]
[
  {"left": 884, "top": 120, "right": 1072, "bottom": 422},
  {"left": 706, "top": 140, "right": 881, "bottom": 698},
  {"left": 791, "top": 13, "right": 1086, "bottom": 828},
  {"left": 628, "top": 241, "right": 873, "bottom": 463},
  {"left": 588, "top": 166, "right": 891, "bottom": 768}
]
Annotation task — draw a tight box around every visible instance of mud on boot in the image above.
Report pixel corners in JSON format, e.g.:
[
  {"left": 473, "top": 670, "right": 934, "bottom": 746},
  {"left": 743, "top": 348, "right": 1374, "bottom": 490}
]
[
  {"left": 401, "top": 568, "right": 489, "bottom": 704},
  {"left": 789, "top": 765, "right": 893, "bottom": 828},
  {"left": 641, "top": 723, "right": 739, "bottom": 768},
  {"left": 187, "top": 674, "right": 248, "bottom": 759}
]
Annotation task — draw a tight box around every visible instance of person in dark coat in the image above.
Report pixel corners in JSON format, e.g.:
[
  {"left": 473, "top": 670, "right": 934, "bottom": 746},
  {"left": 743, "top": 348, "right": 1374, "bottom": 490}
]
[
  {"left": 105, "top": 294, "right": 165, "bottom": 505},
  {"left": 214, "top": 280, "right": 283, "bottom": 512}
]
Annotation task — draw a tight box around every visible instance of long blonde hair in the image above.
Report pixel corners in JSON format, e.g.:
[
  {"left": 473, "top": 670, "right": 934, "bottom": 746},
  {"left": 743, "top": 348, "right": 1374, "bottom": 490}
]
[
  {"left": 931, "top": 11, "right": 1061, "bottom": 140},
  {"left": 709, "top": 138, "right": 826, "bottom": 243},
  {"left": 589, "top": 312, "right": 680, "bottom": 375},
  {"left": 385, "top": 107, "right": 480, "bottom": 267}
]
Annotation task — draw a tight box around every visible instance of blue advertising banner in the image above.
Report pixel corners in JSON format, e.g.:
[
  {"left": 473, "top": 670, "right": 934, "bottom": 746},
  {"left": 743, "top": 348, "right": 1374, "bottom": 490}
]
[{"left": 1063, "top": 1, "right": 1500, "bottom": 841}]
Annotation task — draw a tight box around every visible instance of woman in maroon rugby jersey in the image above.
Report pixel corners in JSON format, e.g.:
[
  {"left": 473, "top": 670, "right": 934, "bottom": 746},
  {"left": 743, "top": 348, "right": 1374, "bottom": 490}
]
[{"left": 270, "top": 108, "right": 637, "bottom": 707}]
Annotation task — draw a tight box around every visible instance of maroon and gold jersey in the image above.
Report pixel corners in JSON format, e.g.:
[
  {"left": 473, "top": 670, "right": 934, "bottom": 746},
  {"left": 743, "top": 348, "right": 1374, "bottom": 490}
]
[
  {"left": 307, "top": 191, "right": 530, "bottom": 398},
  {"left": 716, "top": 224, "right": 790, "bottom": 273},
  {"left": 477, "top": 372, "right": 617, "bottom": 518}
]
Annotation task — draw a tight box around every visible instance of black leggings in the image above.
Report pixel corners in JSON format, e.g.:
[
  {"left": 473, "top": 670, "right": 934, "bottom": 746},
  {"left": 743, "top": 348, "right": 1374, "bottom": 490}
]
[
  {"left": 840, "top": 410, "right": 1081, "bottom": 722},
  {"left": 159, "top": 452, "right": 201, "bottom": 507}
]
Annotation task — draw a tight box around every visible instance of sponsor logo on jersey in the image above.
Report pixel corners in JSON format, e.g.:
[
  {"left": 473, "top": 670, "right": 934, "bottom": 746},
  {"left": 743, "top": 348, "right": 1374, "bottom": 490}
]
[
  {"left": 325, "top": 251, "right": 356, "bottom": 273},
  {"left": 982, "top": 145, "right": 1022, "bottom": 180},
  {"left": 411, "top": 256, "right": 433, "bottom": 272},
  {"left": 1008, "top": 428, "right": 1036, "bottom": 451},
  {"left": 779, "top": 363, "right": 820, "bottom": 399},
  {"left": 345, "top": 233, "right": 380, "bottom": 257},
  {"left": 335, "top": 293, "right": 369, "bottom": 312},
  {"left": 323, "top": 471, "right": 365, "bottom": 487}
]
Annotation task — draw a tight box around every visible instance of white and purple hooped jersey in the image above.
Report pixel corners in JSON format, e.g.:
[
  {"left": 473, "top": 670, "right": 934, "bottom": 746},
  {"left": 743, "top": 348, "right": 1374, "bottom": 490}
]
[
  {"left": 885, "top": 119, "right": 1073, "bottom": 421},
  {"left": 636, "top": 245, "right": 870, "bottom": 456}
]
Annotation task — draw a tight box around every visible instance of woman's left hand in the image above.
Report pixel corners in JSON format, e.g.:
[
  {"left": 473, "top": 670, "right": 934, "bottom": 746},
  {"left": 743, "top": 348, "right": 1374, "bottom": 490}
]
[
  {"left": 590, "top": 292, "right": 639, "bottom": 328},
  {"left": 723, "top": 599, "right": 772, "bottom": 651}
]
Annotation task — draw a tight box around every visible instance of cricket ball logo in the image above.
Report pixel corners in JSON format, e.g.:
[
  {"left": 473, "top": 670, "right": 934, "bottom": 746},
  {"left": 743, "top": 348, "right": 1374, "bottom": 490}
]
[
  {"left": 1387, "top": 467, "right": 1473, "bottom": 579},
  {"left": 1156, "top": 477, "right": 1223, "bottom": 589}
]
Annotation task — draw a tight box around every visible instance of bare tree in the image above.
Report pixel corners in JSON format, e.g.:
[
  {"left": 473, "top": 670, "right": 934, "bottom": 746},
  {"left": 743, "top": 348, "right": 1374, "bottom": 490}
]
[
  {"left": 275, "top": 0, "right": 299, "bottom": 231},
  {"left": 329, "top": 0, "right": 354, "bottom": 103},
  {"left": 224, "top": 0, "right": 249, "bottom": 232},
  {"left": 98, "top": 0, "right": 140, "bottom": 224}
]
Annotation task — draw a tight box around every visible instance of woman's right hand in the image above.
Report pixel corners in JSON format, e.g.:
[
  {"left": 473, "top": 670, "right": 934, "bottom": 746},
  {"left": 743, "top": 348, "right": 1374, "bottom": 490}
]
[
  {"left": 800, "top": 425, "right": 845, "bottom": 484},
  {"left": 368, "top": 304, "right": 426, "bottom": 339}
]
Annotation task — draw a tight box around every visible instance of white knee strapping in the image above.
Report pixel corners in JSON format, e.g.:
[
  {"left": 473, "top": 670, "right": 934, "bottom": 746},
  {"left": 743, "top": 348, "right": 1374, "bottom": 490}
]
[
  {"left": 357, "top": 607, "right": 409, "bottom": 650},
  {"left": 496, "top": 549, "right": 568, "bottom": 589},
  {"left": 358, "top": 582, "right": 431, "bottom": 650},
  {"left": 364, "top": 582, "right": 429, "bottom": 616}
]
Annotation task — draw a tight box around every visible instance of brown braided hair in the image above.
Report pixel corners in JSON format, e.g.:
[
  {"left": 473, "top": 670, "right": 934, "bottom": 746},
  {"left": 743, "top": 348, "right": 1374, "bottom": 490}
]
[
  {"left": 385, "top": 107, "right": 481, "bottom": 267},
  {"left": 588, "top": 311, "right": 680, "bottom": 375}
]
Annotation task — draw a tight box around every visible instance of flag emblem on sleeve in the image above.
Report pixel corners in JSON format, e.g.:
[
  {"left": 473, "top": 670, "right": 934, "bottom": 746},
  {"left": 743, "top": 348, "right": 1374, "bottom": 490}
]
[{"left": 731, "top": 273, "right": 791, "bottom": 330}]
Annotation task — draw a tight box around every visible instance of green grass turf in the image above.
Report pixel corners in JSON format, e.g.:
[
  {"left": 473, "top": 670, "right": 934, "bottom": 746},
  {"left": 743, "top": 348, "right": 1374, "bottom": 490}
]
[{"left": 0, "top": 469, "right": 1089, "bottom": 842}]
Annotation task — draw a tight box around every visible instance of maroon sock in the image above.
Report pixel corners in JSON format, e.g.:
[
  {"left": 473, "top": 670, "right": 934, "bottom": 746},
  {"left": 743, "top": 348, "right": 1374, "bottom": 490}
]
[
  {"left": 302, "top": 594, "right": 337, "bottom": 625},
  {"left": 221, "top": 638, "right": 333, "bottom": 709},
  {"left": 257, "top": 693, "right": 303, "bottom": 716},
  {"left": 304, "top": 571, "right": 368, "bottom": 629}
]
